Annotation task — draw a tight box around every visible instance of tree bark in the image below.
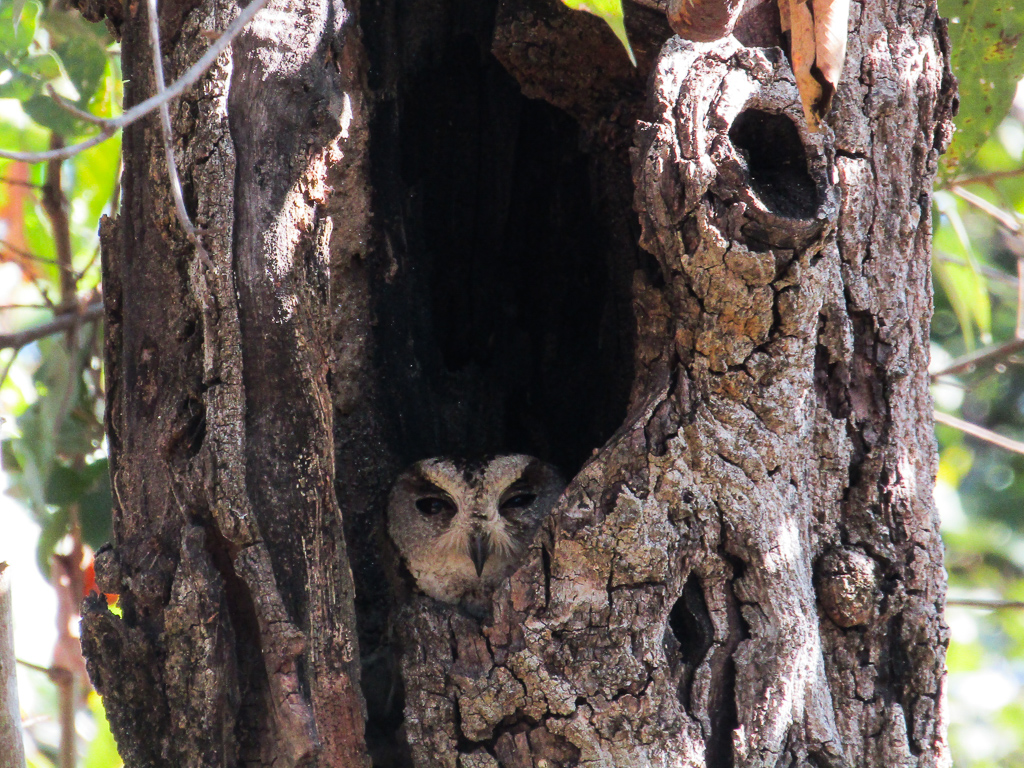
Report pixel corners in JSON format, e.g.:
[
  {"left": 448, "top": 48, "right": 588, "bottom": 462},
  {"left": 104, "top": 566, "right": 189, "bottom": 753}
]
[
  {"left": 79, "top": 0, "right": 954, "bottom": 766},
  {"left": 82, "top": 0, "right": 368, "bottom": 765},
  {"left": 1, "top": 563, "right": 27, "bottom": 768}
]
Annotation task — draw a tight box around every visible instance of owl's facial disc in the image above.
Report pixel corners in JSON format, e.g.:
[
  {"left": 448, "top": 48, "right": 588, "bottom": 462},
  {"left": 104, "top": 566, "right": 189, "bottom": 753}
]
[{"left": 469, "top": 530, "right": 490, "bottom": 577}]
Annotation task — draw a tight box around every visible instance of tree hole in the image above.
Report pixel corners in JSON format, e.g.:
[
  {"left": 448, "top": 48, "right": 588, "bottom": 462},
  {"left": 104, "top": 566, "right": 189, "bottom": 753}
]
[
  {"left": 668, "top": 575, "right": 715, "bottom": 667},
  {"left": 358, "top": 16, "right": 640, "bottom": 765},
  {"left": 372, "top": 32, "right": 636, "bottom": 474},
  {"left": 728, "top": 109, "right": 818, "bottom": 220}
]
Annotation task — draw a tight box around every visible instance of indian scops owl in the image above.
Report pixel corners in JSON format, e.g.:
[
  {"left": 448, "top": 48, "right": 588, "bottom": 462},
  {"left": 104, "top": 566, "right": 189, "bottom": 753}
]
[{"left": 387, "top": 455, "right": 564, "bottom": 611}]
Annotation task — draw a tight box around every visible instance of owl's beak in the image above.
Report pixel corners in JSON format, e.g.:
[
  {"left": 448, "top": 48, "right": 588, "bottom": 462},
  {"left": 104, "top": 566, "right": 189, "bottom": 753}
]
[{"left": 469, "top": 531, "right": 490, "bottom": 577}]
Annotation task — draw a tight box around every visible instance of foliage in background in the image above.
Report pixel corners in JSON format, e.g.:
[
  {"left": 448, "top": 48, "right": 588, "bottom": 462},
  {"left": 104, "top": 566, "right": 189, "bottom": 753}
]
[
  {"left": 933, "top": 7, "right": 1024, "bottom": 768},
  {"left": 1, "top": 1, "right": 1024, "bottom": 767},
  {"left": 1, "top": 0, "right": 120, "bottom": 765},
  {"left": 939, "top": 0, "right": 1024, "bottom": 174},
  {"left": 1, "top": 0, "right": 117, "bottom": 575}
]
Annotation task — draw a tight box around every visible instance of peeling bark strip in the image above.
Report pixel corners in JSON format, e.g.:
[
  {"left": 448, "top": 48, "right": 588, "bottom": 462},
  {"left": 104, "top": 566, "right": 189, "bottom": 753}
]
[
  {"left": 82, "top": 0, "right": 367, "bottom": 764},
  {"left": 393, "top": 18, "right": 951, "bottom": 768}
]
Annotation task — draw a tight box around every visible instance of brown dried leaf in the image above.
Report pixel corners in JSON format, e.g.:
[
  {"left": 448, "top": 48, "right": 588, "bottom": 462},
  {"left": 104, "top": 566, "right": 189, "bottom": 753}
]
[
  {"left": 812, "top": 0, "right": 849, "bottom": 109},
  {"left": 788, "top": 0, "right": 822, "bottom": 130},
  {"left": 785, "top": 0, "right": 849, "bottom": 131},
  {"left": 779, "top": 0, "right": 791, "bottom": 33}
]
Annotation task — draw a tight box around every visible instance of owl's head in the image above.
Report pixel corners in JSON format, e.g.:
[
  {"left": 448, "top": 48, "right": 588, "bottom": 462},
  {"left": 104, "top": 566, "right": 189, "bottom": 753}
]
[{"left": 387, "top": 454, "right": 564, "bottom": 606}]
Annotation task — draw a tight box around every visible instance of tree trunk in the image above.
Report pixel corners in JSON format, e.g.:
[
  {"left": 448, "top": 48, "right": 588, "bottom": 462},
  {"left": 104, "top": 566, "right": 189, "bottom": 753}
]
[
  {"left": 1, "top": 563, "right": 27, "bottom": 768},
  {"left": 80, "top": 0, "right": 955, "bottom": 766}
]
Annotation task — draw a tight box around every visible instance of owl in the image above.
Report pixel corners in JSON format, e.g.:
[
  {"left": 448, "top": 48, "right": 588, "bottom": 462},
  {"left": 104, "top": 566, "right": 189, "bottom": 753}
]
[{"left": 387, "top": 454, "right": 564, "bottom": 611}]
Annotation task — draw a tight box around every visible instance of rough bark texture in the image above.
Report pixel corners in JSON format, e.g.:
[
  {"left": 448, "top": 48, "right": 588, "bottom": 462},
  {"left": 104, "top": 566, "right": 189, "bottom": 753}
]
[
  {"left": 358, "top": 0, "right": 954, "bottom": 766},
  {"left": 79, "top": 0, "right": 954, "bottom": 765},
  {"left": 82, "top": 0, "right": 368, "bottom": 765}
]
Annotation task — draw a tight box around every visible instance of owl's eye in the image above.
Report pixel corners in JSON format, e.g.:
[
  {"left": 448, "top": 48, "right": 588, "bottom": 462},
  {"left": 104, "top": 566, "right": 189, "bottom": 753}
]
[
  {"left": 416, "top": 497, "right": 455, "bottom": 516},
  {"left": 501, "top": 493, "right": 536, "bottom": 512}
]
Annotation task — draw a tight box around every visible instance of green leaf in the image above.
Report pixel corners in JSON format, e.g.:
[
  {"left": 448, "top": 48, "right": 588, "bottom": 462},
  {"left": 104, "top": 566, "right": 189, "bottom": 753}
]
[
  {"left": 934, "top": 255, "right": 978, "bottom": 349},
  {"left": 1, "top": 7, "right": 112, "bottom": 137},
  {"left": 70, "top": 104, "right": 121, "bottom": 236},
  {"left": 40, "top": 461, "right": 112, "bottom": 549},
  {"left": 0, "top": 0, "right": 39, "bottom": 56},
  {"left": 11, "top": 0, "right": 27, "bottom": 32},
  {"left": 933, "top": 191, "right": 992, "bottom": 347},
  {"left": 20, "top": 50, "right": 62, "bottom": 80},
  {"left": 940, "top": 0, "right": 1024, "bottom": 174},
  {"left": 48, "top": 15, "right": 109, "bottom": 108},
  {"left": 560, "top": 0, "right": 636, "bottom": 66},
  {"left": 44, "top": 463, "right": 89, "bottom": 506},
  {"left": 0, "top": 103, "right": 48, "bottom": 154},
  {"left": 53, "top": 26, "right": 108, "bottom": 107},
  {"left": 84, "top": 695, "right": 123, "bottom": 768},
  {"left": 41, "top": 7, "right": 111, "bottom": 48},
  {"left": 79, "top": 460, "right": 113, "bottom": 549},
  {"left": 1, "top": 439, "right": 20, "bottom": 473},
  {"left": 0, "top": 71, "right": 37, "bottom": 100},
  {"left": 8, "top": 401, "right": 57, "bottom": 518},
  {"left": 22, "top": 92, "right": 81, "bottom": 136},
  {"left": 36, "top": 505, "right": 69, "bottom": 577},
  {"left": 2, "top": 329, "right": 101, "bottom": 521},
  {"left": 88, "top": 55, "right": 123, "bottom": 120}
]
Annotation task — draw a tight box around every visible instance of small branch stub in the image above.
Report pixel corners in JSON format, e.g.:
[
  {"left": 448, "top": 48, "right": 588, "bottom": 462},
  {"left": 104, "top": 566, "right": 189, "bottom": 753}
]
[{"left": 667, "top": 0, "right": 745, "bottom": 41}]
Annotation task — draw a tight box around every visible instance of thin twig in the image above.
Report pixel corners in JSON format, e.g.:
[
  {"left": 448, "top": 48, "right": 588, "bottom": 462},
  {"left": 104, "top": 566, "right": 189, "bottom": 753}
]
[
  {"left": 0, "top": 303, "right": 103, "bottom": 350},
  {"left": 0, "top": 349, "right": 18, "bottom": 392},
  {"left": 147, "top": 0, "right": 214, "bottom": 269},
  {"left": 15, "top": 658, "right": 51, "bottom": 675},
  {"left": 929, "top": 337, "right": 1024, "bottom": 380},
  {"left": 45, "top": 85, "right": 109, "bottom": 126},
  {"left": 946, "top": 598, "right": 1024, "bottom": 610},
  {"left": 0, "top": 176, "right": 41, "bottom": 189},
  {"left": 75, "top": 243, "right": 102, "bottom": 281},
  {"left": 0, "top": 303, "right": 57, "bottom": 310},
  {"left": 41, "top": 134, "right": 77, "bottom": 305},
  {"left": 934, "top": 410, "right": 1024, "bottom": 456},
  {"left": 55, "top": 668, "right": 75, "bottom": 768},
  {"left": 26, "top": 275, "right": 56, "bottom": 310},
  {"left": 0, "top": 239, "right": 59, "bottom": 266},
  {"left": 934, "top": 251, "right": 1019, "bottom": 290},
  {"left": 951, "top": 186, "right": 1022, "bottom": 233},
  {"left": 943, "top": 168, "right": 1024, "bottom": 188},
  {"left": 0, "top": 129, "right": 115, "bottom": 165},
  {"left": 0, "top": 0, "right": 272, "bottom": 163}
]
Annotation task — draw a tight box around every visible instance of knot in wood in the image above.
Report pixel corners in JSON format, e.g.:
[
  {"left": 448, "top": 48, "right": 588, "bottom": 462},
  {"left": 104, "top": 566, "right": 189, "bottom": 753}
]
[
  {"left": 816, "top": 547, "right": 878, "bottom": 628},
  {"left": 667, "top": 0, "right": 744, "bottom": 42},
  {"left": 634, "top": 38, "right": 839, "bottom": 255}
]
